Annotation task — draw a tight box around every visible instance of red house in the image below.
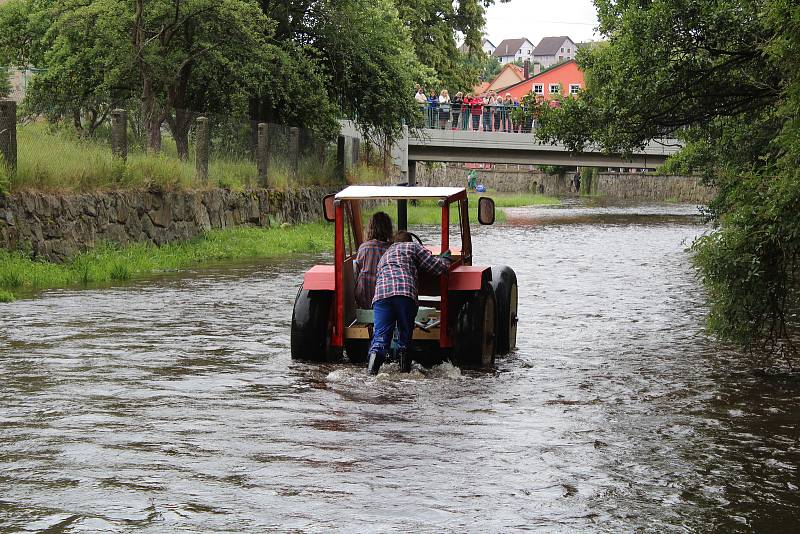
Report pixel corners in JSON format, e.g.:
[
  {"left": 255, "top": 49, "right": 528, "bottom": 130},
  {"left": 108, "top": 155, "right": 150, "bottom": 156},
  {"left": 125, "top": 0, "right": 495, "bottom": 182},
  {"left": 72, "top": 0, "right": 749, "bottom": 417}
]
[{"left": 498, "top": 60, "right": 585, "bottom": 101}]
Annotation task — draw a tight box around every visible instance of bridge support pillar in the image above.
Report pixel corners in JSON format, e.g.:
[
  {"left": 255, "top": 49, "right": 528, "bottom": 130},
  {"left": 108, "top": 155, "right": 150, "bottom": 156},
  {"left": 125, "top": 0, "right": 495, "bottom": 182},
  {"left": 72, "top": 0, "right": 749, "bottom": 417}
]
[{"left": 407, "top": 159, "right": 416, "bottom": 187}]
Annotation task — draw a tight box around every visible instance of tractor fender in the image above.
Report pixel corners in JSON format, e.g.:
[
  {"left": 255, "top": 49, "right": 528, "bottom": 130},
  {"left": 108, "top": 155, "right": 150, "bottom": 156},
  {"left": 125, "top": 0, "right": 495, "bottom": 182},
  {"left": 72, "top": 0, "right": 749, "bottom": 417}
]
[
  {"left": 303, "top": 265, "right": 335, "bottom": 290},
  {"left": 448, "top": 266, "right": 491, "bottom": 291}
]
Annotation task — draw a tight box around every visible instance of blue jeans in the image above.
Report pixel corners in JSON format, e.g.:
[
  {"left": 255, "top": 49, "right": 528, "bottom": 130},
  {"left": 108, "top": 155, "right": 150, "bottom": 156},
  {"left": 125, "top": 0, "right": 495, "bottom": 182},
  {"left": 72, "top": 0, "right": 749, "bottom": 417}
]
[{"left": 369, "top": 296, "right": 417, "bottom": 356}]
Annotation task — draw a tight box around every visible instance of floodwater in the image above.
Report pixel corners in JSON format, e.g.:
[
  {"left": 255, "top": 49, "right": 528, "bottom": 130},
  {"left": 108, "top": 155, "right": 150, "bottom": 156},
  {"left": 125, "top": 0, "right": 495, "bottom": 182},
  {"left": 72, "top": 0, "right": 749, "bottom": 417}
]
[{"left": 2, "top": 200, "right": 799, "bottom": 532}]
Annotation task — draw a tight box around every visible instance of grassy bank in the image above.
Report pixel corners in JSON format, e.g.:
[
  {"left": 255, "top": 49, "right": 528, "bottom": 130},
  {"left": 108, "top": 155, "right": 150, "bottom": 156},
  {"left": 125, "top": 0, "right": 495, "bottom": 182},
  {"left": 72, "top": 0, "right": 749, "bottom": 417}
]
[
  {"left": 4, "top": 123, "right": 355, "bottom": 193},
  {"left": 0, "top": 224, "right": 333, "bottom": 300},
  {"left": 0, "top": 192, "right": 555, "bottom": 301}
]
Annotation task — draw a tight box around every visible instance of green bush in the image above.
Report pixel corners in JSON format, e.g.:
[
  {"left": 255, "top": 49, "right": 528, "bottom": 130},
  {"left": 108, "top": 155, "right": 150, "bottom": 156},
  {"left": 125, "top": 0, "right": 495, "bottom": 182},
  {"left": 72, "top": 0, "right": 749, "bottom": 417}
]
[
  {"left": 538, "top": 165, "right": 571, "bottom": 176},
  {"left": 692, "top": 170, "right": 800, "bottom": 355}
]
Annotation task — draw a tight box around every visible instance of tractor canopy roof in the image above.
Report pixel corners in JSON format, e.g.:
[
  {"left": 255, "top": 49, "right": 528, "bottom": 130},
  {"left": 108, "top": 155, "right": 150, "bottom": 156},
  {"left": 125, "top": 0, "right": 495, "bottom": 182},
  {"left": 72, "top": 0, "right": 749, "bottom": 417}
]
[{"left": 335, "top": 186, "right": 467, "bottom": 202}]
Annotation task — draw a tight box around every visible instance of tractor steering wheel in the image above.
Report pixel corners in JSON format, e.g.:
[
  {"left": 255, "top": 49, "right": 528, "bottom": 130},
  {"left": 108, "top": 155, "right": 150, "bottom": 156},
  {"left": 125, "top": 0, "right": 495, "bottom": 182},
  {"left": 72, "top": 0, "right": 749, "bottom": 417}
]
[{"left": 406, "top": 232, "right": 424, "bottom": 246}]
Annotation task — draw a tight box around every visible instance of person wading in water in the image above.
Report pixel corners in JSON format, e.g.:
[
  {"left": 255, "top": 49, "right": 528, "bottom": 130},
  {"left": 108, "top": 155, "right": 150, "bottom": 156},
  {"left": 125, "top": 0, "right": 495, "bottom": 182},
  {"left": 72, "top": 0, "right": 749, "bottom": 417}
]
[{"left": 367, "top": 231, "right": 452, "bottom": 374}]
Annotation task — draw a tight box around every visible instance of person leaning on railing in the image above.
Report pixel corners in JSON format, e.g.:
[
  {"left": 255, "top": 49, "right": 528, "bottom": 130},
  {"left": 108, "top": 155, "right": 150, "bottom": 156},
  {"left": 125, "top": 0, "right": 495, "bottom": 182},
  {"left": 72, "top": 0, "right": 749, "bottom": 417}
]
[
  {"left": 438, "top": 89, "right": 451, "bottom": 130},
  {"left": 467, "top": 93, "right": 482, "bottom": 131},
  {"left": 482, "top": 93, "right": 494, "bottom": 131},
  {"left": 493, "top": 94, "right": 503, "bottom": 132},
  {"left": 415, "top": 88, "right": 427, "bottom": 127},
  {"left": 451, "top": 92, "right": 463, "bottom": 129},
  {"left": 426, "top": 90, "right": 439, "bottom": 128},
  {"left": 503, "top": 94, "right": 514, "bottom": 132}
]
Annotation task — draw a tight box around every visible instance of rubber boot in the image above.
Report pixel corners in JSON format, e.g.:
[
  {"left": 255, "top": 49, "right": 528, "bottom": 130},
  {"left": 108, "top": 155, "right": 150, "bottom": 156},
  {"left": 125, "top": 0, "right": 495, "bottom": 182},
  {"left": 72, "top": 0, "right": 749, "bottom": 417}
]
[
  {"left": 398, "top": 348, "right": 411, "bottom": 373},
  {"left": 367, "top": 351, "right": 385, "bottom": 376}
]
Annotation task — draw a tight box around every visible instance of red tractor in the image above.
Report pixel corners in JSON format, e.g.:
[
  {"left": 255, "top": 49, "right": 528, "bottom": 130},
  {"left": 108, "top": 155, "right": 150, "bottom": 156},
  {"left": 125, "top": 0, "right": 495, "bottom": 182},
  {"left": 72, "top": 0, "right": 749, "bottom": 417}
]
[{"left": 290, "top": 186, "right": 517, "bottom": 369}]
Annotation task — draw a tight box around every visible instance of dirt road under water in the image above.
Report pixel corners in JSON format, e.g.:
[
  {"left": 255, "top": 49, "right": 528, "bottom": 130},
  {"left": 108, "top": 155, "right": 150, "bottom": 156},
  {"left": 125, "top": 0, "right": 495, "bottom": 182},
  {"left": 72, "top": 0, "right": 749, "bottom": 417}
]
[{"left": 1, "top": 200, "right": 798, "bottom": 532}]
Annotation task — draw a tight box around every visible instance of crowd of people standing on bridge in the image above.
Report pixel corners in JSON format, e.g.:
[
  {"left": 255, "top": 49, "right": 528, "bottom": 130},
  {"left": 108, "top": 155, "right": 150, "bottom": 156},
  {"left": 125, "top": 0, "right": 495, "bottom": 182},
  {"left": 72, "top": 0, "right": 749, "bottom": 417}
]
[{"left": 414, "top": 85, "right": 552, "bottom": 133}]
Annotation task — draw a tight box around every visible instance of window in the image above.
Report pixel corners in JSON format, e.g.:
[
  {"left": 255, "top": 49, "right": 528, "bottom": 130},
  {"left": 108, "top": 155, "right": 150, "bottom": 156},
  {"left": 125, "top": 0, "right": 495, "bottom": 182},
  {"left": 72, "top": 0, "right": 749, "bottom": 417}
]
[
  {"left": 527, "top": 50, "right": 531, "bottom": 55},
  {"left": 561, "top": 47, "right": 564, "bottom": 52},
  {"left": 567, "top": 48, "right": 571, "bottom": 53},
  {"left": 549, "top": 84, "right": 560, "bottom": 94},
  {"left": 533, "top": 84, "right": 544, "bottom": 95},
  {"left": 558, "top": 55, "right": 564, "bottom": 62},
  {"left": 569, "top": 84, "right": 581, "bottom": 95},
  {"left": 518, "top": 48, "right": 522, "bottom": 54}
]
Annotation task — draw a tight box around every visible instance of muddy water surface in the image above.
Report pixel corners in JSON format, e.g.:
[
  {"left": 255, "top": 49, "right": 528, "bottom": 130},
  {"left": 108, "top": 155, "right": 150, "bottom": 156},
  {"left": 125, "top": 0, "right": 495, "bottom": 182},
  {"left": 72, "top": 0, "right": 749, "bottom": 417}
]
[{"left": 2, "top": 200, "right": 799, "bottom": 532}]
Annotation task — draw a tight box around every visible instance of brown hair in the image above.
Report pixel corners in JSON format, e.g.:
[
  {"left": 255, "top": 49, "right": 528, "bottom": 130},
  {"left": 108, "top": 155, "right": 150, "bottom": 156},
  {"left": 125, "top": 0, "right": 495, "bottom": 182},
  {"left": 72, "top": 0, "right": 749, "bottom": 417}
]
[
  {"left": 367, "top": 211, "right": 393, "bottom": 242},
  {"left": 394, "top": 230, "right": 413, "bottom": 243}
]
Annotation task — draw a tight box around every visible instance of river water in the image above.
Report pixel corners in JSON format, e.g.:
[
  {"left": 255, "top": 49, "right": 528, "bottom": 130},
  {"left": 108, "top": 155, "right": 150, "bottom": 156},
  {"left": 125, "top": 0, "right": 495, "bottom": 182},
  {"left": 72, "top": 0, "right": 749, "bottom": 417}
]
[{"left": 1, "top": 200, "right": 799, "bottom": 532}]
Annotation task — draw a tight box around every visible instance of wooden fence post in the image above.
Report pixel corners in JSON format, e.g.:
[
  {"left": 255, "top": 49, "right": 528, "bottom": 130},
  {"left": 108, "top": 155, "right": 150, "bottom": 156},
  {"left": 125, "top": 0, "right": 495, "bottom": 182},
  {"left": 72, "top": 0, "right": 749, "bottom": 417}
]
[
  {"left": 195, "top": 116, "right": 210, "bottom": 181},
  {"left": 111, "top": 109, "right": 128, "bottom": 161},
  {"left": 257, "top": 123, "right": 269, "bottom": 187},
  {"left": 0, "top": 100, "right": 17, "bottom": 173},
  {"left": 288, "top": 127, "right": 300, "bottom": 178}
]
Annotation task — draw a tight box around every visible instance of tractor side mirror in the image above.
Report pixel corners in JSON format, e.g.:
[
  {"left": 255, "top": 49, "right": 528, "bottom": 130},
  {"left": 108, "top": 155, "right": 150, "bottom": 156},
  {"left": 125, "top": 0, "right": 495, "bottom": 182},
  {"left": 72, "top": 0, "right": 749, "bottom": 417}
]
[
  {"left": 322, "top": 194, "right": 336, "bottom": 222},
  {"left": 478, "top": 197, "right": 495, "bottom": 225}
]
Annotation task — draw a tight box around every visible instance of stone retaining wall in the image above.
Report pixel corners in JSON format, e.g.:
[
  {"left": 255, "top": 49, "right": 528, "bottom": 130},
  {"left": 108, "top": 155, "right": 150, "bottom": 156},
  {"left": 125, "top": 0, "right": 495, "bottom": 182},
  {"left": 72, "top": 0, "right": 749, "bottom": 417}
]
[
  {"left": 413, "top": 163, "right": 714, "bottom": 203},
  {"left": 0, "top": 188, "right": 332, "bottom": 262}
]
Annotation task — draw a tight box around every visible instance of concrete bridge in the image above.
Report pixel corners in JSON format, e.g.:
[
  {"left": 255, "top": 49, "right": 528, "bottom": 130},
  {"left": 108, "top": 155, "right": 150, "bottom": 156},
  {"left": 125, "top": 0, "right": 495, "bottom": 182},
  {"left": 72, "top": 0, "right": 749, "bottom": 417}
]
[{"left": 339, "top": 121, "right": 682, "bottom": 184}]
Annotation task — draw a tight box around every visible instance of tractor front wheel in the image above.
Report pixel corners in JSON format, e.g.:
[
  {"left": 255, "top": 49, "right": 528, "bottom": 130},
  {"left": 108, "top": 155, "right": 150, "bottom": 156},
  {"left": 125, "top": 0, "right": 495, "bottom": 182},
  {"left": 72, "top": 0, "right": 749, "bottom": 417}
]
[
  {"left": 452, "top": 282, "right": 497, "bottom": 369},
  {"left": 290, "top": 288, "right": 341, "bottom": 362}
]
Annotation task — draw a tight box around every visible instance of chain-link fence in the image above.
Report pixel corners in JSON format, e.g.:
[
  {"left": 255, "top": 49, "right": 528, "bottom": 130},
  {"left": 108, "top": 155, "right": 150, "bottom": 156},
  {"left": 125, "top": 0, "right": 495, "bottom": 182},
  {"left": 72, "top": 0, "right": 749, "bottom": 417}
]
[{"left": 0, "top": 101, "right": 380, "bottom": 193}]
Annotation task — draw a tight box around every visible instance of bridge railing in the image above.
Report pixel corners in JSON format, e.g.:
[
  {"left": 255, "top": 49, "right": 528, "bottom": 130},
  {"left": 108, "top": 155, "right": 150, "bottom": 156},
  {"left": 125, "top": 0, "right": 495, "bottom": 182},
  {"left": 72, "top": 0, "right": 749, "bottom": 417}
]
[{"left": 417, "top": 102, "right": 538, "bottom": 133}]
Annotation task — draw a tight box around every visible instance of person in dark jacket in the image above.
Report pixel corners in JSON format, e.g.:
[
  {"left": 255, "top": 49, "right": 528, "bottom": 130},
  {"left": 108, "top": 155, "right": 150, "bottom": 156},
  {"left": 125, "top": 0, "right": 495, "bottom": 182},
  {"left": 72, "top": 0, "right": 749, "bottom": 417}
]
[
  {"left": 426, "top": 91, "right": 439, "bottom": 128},
  {"left": 451, "top": 92, "right": 463, "bottom": 129}
]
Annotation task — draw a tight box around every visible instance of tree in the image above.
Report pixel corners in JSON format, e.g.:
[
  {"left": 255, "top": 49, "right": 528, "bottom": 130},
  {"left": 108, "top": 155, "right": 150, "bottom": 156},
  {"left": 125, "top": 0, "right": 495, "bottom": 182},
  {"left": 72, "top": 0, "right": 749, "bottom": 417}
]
[
  {"left": 394, "top": 0, "right": 510, "bottom": 92},
  {"left": 535, "top": 0, "right": 800, "bottom": 358},
  {"left": 461, "top": 53, "right": 501, "bottom": 83},
  {"left": 0, "top": 67, "right": 10, "bottom": 98},
  {"left": 22, "top": 0, "right": 135, "bottom": 136},
  {"left": 13, "top": 0, "right": 272, "bottom": 155},
  {"left": 251, "top": 0, "right": 424, "bottom": 140},
  {"left": 131, "top": 0, "right": 272, "bottom": 155},
  {"left": 314, "top": 0, "right": 421, "bottom": 139},
  {"left": 0, "top": 0, "right": 48, "bottom": 69},
  {"left": 2, "top": 0, "right": 507, "bottom": 154}
]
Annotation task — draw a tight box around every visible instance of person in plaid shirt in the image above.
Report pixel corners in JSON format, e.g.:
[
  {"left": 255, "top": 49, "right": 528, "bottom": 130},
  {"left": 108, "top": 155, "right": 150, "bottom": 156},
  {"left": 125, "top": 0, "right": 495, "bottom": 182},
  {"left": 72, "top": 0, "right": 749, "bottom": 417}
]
[
  {"left": 354, "top": 212, "right": 393, "bottom": 309},
  {"left": 367, "top": 231, "right": 452, "bottom": 375}
]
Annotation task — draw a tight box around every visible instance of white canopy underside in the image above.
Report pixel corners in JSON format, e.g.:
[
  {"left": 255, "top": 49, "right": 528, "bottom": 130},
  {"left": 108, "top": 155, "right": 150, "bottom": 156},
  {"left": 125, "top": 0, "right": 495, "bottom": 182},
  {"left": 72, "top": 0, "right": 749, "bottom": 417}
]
[{"left": 335, "top": 185, "right": 465, "bottom": 200}]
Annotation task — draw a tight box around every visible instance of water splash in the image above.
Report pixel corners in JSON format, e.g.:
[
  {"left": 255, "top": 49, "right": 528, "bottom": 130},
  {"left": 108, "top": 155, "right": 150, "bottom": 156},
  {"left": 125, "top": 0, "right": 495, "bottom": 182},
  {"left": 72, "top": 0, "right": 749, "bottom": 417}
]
[{"left": 324, "top": 360, "right": 462, "bottom": 384}]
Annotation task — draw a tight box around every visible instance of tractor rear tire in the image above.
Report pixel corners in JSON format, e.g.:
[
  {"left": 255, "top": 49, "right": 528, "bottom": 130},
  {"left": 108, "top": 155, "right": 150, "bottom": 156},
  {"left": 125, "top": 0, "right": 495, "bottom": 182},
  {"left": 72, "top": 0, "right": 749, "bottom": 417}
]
[
  {"left": 452, "top": 282, "right": 497, "bottom": 369},
  {"left": 490, "top": 266, "right": 518, "bottom": 354},
  {"left": 290, "top": 287, "right": 340, "bottom": 362}
]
